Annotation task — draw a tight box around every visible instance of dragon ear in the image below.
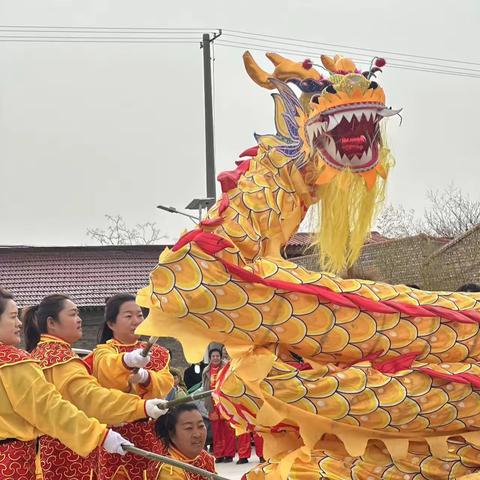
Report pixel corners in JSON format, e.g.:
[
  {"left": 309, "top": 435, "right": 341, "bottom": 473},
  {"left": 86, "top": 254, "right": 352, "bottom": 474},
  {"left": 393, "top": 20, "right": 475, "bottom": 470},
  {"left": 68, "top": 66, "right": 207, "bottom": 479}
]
[
  {"left": 321, "top": 54, "right": 358, "bottom": 74},
  {"left": 321, "top": 55, "right": 336, "bottom": 73}
]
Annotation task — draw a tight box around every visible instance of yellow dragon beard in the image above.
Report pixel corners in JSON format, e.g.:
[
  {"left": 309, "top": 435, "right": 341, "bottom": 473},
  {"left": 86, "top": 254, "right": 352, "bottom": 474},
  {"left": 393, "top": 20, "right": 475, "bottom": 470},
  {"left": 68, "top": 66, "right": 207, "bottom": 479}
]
[{"left": 312, "top": 138, "right": 394, "bottom": 273}]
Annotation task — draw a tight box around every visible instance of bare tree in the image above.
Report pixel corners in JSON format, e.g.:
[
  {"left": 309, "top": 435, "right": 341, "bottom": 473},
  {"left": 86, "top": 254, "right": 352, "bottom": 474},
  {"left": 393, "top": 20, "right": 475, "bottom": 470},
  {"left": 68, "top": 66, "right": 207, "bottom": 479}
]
[
  {"left": 376, "top": 185, "right": 480, "bottom": 239},
  {"left": 375, "top": 204, "right": 421, "bottom": 238},
  {"left": 87, "top": 214, "right": 168, "bottom": 245},
  {"left": 421, "top": 184, "right": 480, "bottom": 237}
]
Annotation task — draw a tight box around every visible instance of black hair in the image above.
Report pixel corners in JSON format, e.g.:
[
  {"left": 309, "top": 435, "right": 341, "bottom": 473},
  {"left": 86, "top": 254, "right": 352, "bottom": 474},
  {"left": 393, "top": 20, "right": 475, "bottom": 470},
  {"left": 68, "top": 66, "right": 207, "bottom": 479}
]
[
  {"left": 98, "top": 293, "right": 136, "bottom": 344},
  {"left": 208, "top": 348, "right": 222, "bottom": 359},
  {"left": 154, "top": 403, "right": 201, "bottom": 448},
  {"left": 457, "top": 283, "right": 480, "bottom": 293},
  {"left": 0, "top": 288, "right": 14, "bottom": 317},
  {"left": 22, "top": 294, "right": 70, "bottom": 352}
]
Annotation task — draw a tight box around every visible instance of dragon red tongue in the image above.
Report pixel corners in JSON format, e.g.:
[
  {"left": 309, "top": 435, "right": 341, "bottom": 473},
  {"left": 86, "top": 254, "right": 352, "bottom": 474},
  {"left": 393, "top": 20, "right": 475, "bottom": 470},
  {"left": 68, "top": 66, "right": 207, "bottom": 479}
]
[{"left": 339, "top": 135, "right": 367, "bottom": 158}]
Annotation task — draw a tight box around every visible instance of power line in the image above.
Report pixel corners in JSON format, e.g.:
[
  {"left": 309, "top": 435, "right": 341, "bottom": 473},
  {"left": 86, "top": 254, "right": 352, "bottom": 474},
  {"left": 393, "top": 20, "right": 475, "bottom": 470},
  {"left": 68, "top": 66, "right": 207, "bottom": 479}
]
[
  {"left": 0, "top": 35, "right": 199, "bottom": 41},
  {"left": 0, "top": 25, "right": 213, "bottom": 32},
  {"left": 221, "top": 32, "right": 480, "bottom": 74},
  {"left": 1, "top": 25, "right": 476, "bottom": 68},
  {"left": 2, "top": 24, "right": 476, "bottom": 67},
  {"left": 0, "top": 30, "right": 202, "bottom": 37},
  {"left": 0, "top": 38, "right": 199, "bottom": 44},
  {"left": 216, "top": 41, "right": 480, "bottom": 79},
  {"left": 217, "top": 41, "right": 480, "bottom": 79},
  {"left": 1, "top": 24, "right": 477, "bottom": 78},
  {"left": 224, "top": 29, "right": 480, "bottom": 67}
]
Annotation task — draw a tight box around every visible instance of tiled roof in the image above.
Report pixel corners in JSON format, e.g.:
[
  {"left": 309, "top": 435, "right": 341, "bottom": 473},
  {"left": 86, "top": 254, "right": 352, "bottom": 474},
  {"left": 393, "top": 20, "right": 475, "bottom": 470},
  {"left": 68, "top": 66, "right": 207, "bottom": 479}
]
[
  {"left": 0, "top": 231, "right": 391, "bottom": 308},
  {"left": 0, "top": 245, "right": 165, "bottom": 307},
  {"left": 427, "top": 223, "right": 480, "bottom": 258},
  {"left": 286, "top": 231, "right": 389, "bottom": 249}
]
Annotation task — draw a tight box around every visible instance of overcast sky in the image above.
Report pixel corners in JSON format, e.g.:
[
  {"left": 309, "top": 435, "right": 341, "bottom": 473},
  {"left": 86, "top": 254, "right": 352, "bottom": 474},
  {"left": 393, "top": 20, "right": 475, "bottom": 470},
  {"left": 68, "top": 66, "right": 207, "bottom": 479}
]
[{"left": 0, "top": 0, "right": 479, "bottom": 246}]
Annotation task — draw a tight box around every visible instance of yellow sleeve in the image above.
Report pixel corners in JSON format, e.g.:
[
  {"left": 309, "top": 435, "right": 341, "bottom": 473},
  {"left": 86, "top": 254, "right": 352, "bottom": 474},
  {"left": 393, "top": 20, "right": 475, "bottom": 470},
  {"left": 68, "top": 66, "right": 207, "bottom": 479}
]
[
  {"left": 136, "top": 368, "right": 174, "bottom": 399},
  {"left": 92, "top": 345, "right": 133, "bottom": 393},
  {"left": 2, "top": 362, "right": 107, "bottom": 457},
  {"left": 49, "top": 359, "right": 147, "bottom": 425}
]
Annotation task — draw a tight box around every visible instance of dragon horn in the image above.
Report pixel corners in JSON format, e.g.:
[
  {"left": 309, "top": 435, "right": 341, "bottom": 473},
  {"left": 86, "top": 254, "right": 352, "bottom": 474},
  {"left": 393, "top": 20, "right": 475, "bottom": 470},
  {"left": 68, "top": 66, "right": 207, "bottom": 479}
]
[
  {"left": 243, "top": 51, "right": 322, "bottom": 90},
  {"left": 243, "top": 51, "right": 276, "bottom": 89},
  {"left": 265, "top": 52, "right": 289, "bottom": 66}
]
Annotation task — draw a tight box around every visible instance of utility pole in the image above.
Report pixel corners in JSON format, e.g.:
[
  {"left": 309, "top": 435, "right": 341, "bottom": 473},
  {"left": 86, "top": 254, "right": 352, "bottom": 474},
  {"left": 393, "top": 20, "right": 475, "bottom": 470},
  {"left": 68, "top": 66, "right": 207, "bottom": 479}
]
[{"left": 201, "top": 30, "right": 222, "bottom": 206}]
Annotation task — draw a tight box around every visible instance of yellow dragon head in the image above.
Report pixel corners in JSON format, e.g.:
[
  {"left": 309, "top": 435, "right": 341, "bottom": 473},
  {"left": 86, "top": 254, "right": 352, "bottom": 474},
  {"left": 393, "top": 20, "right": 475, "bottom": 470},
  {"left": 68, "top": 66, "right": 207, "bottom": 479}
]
[{"left": 243, "top": 51, "right": 400, "bottom": 272}]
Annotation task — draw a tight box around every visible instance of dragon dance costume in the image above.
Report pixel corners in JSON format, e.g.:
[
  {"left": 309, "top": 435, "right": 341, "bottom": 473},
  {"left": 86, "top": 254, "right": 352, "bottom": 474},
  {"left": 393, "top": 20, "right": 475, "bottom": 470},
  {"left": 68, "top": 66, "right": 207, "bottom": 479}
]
[
  {"left": 136, "top": 50, "right": 480, "bottom": 480},
  {"left": 146, "top": 444, "right": 215, "bottom": 480},
  {"left": 203, "top": 360, "right": 236, "bottom": 461},
  {"left": 0, "top": 343, "right": 107, "bottom": 480},
  {"left": 89, "top": 339, "right": 173, "bottom": 480},
  {"left": 31, "top": 335, "right": 149, "bottom": 480}
]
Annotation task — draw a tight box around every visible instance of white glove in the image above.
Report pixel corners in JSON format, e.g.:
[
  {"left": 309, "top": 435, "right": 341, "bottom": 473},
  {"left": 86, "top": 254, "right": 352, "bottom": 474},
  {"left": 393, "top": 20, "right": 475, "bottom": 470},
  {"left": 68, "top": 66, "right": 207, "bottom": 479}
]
[
  {"left": 130, "top": 368, "right": 149, "bottom": 385},
  {"left": 102, "top": 429, "right": 133, "bottom": 456},
  {"left": 145, "top": 399, "right": 169, "bottom": 419},
  {"left": 123, "top": 349, "right": 151, "bottom": 369}
]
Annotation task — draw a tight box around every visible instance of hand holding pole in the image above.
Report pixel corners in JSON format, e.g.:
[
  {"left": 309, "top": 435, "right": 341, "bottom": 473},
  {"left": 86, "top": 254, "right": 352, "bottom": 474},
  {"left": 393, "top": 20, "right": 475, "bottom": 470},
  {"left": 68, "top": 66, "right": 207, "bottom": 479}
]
[
  {"left": 132, "top": 336, "right": 159, "bottom": 374},
  {"left": 122, "top": 444, "right": 230, "bottom": 480}
]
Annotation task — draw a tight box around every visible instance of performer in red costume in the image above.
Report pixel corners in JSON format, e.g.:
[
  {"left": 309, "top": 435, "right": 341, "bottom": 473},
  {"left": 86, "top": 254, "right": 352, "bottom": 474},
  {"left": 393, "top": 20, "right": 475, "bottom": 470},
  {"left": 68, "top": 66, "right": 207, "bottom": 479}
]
[
  {"left": 202, "top": 348, "right": 235, "bottom": 463},
  {"left": 90, "top": 293, "right": 174, "bottom": 480},
  {"left": 0, "top": 288, "right": 132, "bottom": 480},
  {"left": 23, "top": 294, "right": 169, "bottom": 480},
  {"left": 147, "top": 403, "right": 215, "bottom": 480},
  {"left": 237, "top": 433, "right": 264, "bottom": 464}
]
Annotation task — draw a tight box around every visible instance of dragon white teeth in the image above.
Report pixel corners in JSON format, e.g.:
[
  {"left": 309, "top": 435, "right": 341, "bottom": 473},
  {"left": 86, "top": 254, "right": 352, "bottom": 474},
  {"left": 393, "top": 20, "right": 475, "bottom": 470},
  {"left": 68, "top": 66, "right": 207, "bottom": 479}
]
[
  {"left": 327, "top": 115, "right": 341, "bottom": 131},
  {"left": 306, "top": 122, "right": 329, "bottom": 143},
  {"left": 306, "top": 124, "right": 317, "bottom": 143},
  {"left": 343, "top": 111, "right": 355, "bottom": 123},
  {"left": 353, "top": 111, "right": 362, "bottom": 122},
  {"left": 325, "top": 138, "right": 337, "bottom": 158}
]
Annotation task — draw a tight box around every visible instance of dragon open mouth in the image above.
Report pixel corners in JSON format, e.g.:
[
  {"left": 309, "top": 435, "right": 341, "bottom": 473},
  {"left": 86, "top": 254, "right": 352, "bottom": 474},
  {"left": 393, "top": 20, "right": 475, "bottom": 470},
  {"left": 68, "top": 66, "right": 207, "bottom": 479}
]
[{"left": 307, "top": 103, "right": 385, "bottom": 172}]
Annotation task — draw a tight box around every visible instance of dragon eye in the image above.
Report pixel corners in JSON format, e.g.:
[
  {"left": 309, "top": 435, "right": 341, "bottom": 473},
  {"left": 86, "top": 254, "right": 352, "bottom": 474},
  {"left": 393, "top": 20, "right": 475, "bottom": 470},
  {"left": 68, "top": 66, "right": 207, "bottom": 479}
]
[
  {"left": 311, "top": 95, "right": 321, "bottom": 104},
  {"left": 325, "top": 85, "right": 337, "bottom": 94},
  {"left": 368, "top": 81, "right": 379, "bottom": 90}
]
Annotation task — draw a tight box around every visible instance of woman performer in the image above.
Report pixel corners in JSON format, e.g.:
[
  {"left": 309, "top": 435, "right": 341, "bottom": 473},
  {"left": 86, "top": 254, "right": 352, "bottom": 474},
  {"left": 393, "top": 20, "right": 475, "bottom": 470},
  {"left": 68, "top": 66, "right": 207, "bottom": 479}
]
[
  {"left": 23, "top": 294, "right": 169, "bottom": 480},
  {"left": 202, "top": 348, "right": 235, "bottom": 464},
  {"left": 91, "top": 293, "right": 174, "bottom": 480},
  {"left": 147, "top": 404, "right": 215, "bottom": 480},
  {"left": 0, "top": 288, "right": 133, "bottom": 480}
]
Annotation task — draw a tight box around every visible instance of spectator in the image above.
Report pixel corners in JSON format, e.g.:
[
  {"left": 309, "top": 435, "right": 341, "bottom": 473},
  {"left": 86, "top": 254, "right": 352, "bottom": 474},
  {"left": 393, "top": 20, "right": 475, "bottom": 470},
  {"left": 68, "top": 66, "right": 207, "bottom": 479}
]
[{"left": 166, "top": 368, "right": 188, "bottom": 401}]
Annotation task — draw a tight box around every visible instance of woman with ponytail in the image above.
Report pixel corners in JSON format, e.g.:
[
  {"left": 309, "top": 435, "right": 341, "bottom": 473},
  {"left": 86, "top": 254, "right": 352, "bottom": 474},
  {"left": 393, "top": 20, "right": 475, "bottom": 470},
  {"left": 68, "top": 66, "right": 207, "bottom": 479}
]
[
  {"left": 0, "top": 288, "right": 135, "bottom": 480},
  {"left": 146, "top": 404, "right": 215, "bottom": 480},
  {"left": 90, "top": 293, "right": 174, "bottom": 480},
  {"left": 23, "top": 294, "right": 170, "bottom": 480}
]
